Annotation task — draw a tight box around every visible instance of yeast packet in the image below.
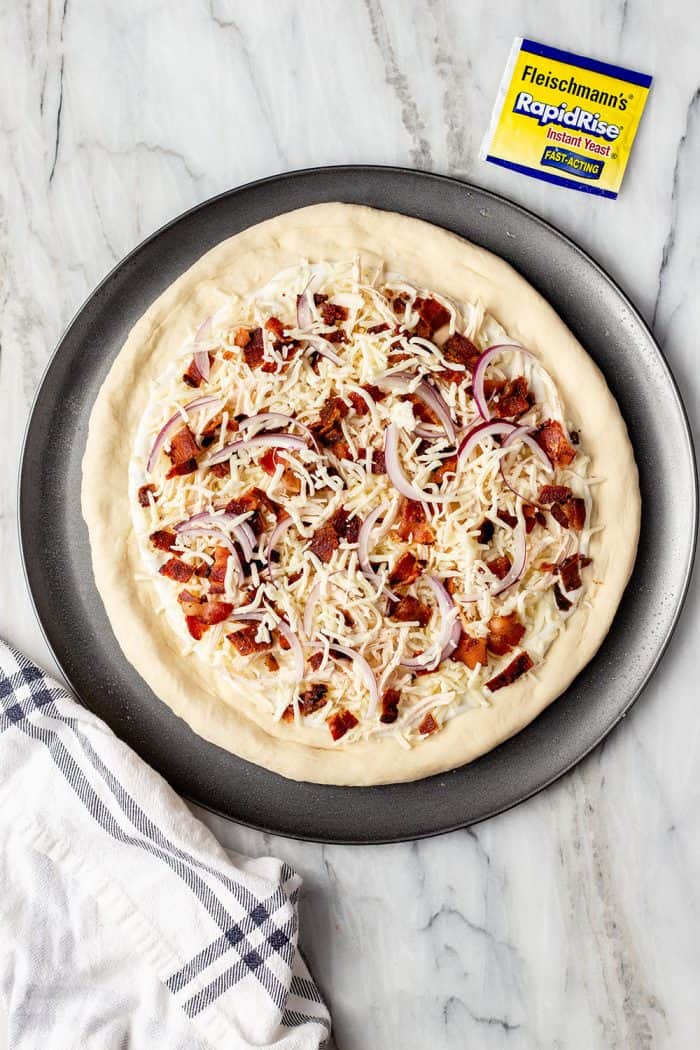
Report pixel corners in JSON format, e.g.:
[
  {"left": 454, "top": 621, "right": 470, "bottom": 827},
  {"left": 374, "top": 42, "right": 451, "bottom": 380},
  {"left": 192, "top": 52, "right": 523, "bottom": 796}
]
[{"left": 481, "top": 38, "right": 652, "bottom": 199}]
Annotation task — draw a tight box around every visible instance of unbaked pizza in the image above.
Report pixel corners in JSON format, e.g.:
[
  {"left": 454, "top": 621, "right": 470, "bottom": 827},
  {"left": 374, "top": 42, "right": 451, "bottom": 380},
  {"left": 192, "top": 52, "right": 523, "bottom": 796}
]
[{"left": 82, "top": 204, "right": 639, "bottom": 784}]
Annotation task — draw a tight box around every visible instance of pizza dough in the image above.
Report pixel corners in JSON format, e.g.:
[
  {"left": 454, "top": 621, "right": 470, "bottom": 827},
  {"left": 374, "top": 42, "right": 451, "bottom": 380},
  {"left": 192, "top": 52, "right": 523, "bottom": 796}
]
[{"left": 81, "top": 203, "right": 640, "bottom": 785}]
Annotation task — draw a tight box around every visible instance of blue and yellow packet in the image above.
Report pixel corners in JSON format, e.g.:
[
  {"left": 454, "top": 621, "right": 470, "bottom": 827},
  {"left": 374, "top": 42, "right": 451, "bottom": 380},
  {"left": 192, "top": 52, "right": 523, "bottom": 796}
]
[{"left": 481, "top": 38, "right": 652, "bottom": 199}]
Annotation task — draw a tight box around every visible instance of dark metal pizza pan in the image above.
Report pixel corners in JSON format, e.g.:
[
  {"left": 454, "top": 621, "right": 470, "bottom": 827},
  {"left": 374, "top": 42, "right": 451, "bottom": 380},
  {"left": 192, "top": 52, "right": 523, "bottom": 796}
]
[{"left": 19, "top": 166, "right": 698, "bottom": 843}]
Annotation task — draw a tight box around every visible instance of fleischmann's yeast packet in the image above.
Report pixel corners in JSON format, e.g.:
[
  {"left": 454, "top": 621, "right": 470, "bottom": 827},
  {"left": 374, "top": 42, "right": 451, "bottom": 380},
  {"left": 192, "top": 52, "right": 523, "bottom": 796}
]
[{"left": 481, "top": 38, "right": 652, "bottom": 199}]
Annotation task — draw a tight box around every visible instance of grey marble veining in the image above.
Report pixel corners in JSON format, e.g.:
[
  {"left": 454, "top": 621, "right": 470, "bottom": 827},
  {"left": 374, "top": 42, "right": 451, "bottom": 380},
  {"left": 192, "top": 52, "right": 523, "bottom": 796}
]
[{"left": 1, "top": 2, "right": 699, "bottom": 1047}]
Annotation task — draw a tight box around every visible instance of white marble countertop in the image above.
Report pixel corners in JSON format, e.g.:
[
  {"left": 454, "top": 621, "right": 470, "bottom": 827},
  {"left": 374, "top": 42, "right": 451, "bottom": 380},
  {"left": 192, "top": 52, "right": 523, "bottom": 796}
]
[{"left": 1, "top": 2, "right": 699, "bottom": 1047}]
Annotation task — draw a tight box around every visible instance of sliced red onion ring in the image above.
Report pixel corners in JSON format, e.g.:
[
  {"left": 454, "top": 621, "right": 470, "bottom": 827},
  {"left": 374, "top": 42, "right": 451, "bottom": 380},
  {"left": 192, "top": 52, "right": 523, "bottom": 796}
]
[
  {"left": 201, "top": 432, "right": 308, "bottom": 468},
  {"left": 492, "top": 519, "right": 528, "bottom": 596},
  {"left": 499, "top": 425, "right": 553, "bottom": 504},
  {"left": 357, "top": 503, "right": 385, "bottom": 583},
  {"left": 229, "top": 610, "right": 304, "bottom": 682},
  {"left": 239, "top": 412, "right": 294, "bottom": 432},
  {"left": 303, "top": 334, "right": 343, "bottom": 366},
  {"left": 265, "top": 516, "right": 295, "bottom": 580},
  {"left": 414, "top": 423, "right": 443, "bottom": 440},
  {"left": 146, "top": 396, "right": 223, "bottom": 475},
  {"left": 472, "top": 344, "right": 536, "bottom": 420},
  {"left": 503, "top": 424, "right": 553, "bottom": 470},
  {"left": 232, "top": 522, "right": 256, "bottom": 562},
  {"left": 384, "top": 423, "right": 445, "bottom": 504},
  {"left": 192, "top": 316, "right": 212, "bottom": 383},
  {"left": 174, "top": 510, "right": 242, "bottom": 534},
  {"left": 400, "top": 646, "right": 442, "bottom": 671},
  {"left": 357, "top": 503, "right": 397, "bottom": 597},
  {"left": 176, "top": 529, "right": 243, "bottom": 581},
  {"left": 239, "top": 412, "right": 318, "bottom": 449},
  {"left": 375, "top": 373, "right": 456, "bottom": 443},
  {"left": 426, "top": 575, "right": 462, "bottom": 661},
  {"left": 184, "top": 395, "right": 221, "bottom": 412},
  {"left": 400, "top": 576, "right": 461, "bottom": 672},
  {"left": 414, "top": 380, "right": 456, "bottom": 443},
  {"left": 328, "top": 644, "right": 379, "bottom": 717},
  {"left": 457, "top": 419, "right": 517, "bottom": 462}
]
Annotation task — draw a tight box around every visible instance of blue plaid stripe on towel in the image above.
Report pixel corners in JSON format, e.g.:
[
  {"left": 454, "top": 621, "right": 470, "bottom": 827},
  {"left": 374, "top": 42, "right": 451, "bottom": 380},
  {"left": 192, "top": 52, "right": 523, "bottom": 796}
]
[{"left": 0, "top": 641, "right": 330, "bottom": 1049}]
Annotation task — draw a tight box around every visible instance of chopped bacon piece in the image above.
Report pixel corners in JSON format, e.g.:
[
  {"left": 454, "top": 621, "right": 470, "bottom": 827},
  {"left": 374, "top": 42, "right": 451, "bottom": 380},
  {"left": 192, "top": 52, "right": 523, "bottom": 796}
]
[
  {"left": 451, "top": 633, "right": 488, "bottom": 670},
  {"left": 392, "top": 295, "right": 407, "bottom": 314},
  {"left": 413, "top": 296, "right": 451, "bottom": 336},
  {"left": 226, "top": 623, "right": 272, "bottom": 655},
  {"left": 523, "top": 504, "right": 546, "bottom": 533},
  {"left": 210, "top": 461, "right": 230, "bottom": 478},
  {"left": 496, "top": 376, "right": 533, "bottom": 418},
  {"left": 328, "top": 506, "right": 362, "bottom": 544},
  {"left": 327, "top": 709, "right": 359, "bottom": 741},
  {"left": 259, "top": 448, "right": 282, "bottom": 476},
  {"left": 395, "top": 499, "right": 435, "bottom": 545},
  {"left": 367, "top": 323, "right": 389, "bottom": 335},
  {"left": 565, "top": 498, "right": 586, "bottom": 531},
  {"left": 199, "top": 412, "right": 230, "bottom": 448},
  {"left": 177, "top": 589, "right": 202, "bottom": 615},
  {"left": 299, "top": 683, "right": 328, "bottom": 715},
  {"left": 487, "top": 612, "right": 525, "bottom": 655},
  {"left": 309, "top": 524, "right": 339, "bottom": 564},
  {"left": 168, "top": 425, "right": 199, "bottom": 467},
  {"left": 265, "top": 316, "right": 285, "bottom": 340},
  {"left": 549, "top": 496, "right": 586, "bottom": 531},
  {"left": 442, "top": 332, "right": 481, "bottom": 370},
  {"left": 225, "top": 487, "right": 277, "bottom": 536},
  {"left": 309, "top": 651, "right": 324, "bottom": 672},
  {"left": 138, "top": 483, "right": 157, "bottom": 507},
  {"left": 477, "top": 519, "right": 495, "bottom": 545},
  {"left": 327, "top": 329, "right": 348, "bottom": 345},
  {"left": 536, "top": 419, "right": 576, "bottom": 466},
  {"left": 348, "top": 391, "right": 370, "bottom": 416},
  {"left": 363, "top": 382, "right": 386, "bottom": 402},
  {"left": 486, "top": 652, "right": 534, "bottom": 692},
  {"left": 558, "top": 553, "right": 591, "bottom": 592},
  {"left": 280, "top": 704, "right": 294, "bottom": 723},
  {"left": 389, "top": 551, "right": 422, "bottom": 586},
  {"left": 486, "top": 555, "right": 511, "bottom": 581},
  {"left": 166, "top": 457, "right": 198, "bottom": 479},
  {"left": 242, "top": 328, "right": 275, "bottom": 372},
  {"left": 182, "top": 355, "right": 211, "bottom": 388},
  {"left": 388, "top": 594, "right": 432, "bottom": 627},
  {"left": 208, "top": 545, "right": 230, "bottom": 594},
  {"left": 369, "top": 448, "right": 386, "bottom": 474},
  {"left": 418, "top": 712, "right": 438, "bottom": 735},
  {"left": 436, "top": 367, "right": 469, "bottom": 385},
  {"left": 319, "top": 301, "right": 349, "bottom": 326},
  {"left": 150, "top": 529, "right": 177, "bottom": 552},
  {"left": 194, "top": 560, "right": 210, "bottom": 578},
  {"left": 553, "top": 584, "right": 572, "bottom": 611},
  {"left": 159, "top": 557, "right": 193, "bottom": 583},
  {"left": 234, "top": 327, "right": 251, "bottom": 347},
  {"left": 311, "top": 396, "right": 348, "bottom": 446},
  {"left": 483, "top": 377, "right": 506, "bottom": 398},
  {"left": 380, "top": 688, "right": 401, "bottom": 724},
  {"left": 432, "top": 454, "right": 458, "bottom": 485},
  {"left": 196, "top": 601, "right": 233, "bottom": 625},
  {"left": 539, "top": 484, "right": 572, "bottom": 504},
  {"left": 497, "top": 509, "right": 518, "bottom": 528},
  {"left": 186, "top": 616, "right": 207, "bottom": 640}
]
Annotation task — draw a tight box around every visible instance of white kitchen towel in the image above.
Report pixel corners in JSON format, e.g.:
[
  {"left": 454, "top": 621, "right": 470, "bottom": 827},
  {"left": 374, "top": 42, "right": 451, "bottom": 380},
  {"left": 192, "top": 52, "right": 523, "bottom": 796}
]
[{"left": 0, "top": 640, "right": 330, "bottom": 1049}]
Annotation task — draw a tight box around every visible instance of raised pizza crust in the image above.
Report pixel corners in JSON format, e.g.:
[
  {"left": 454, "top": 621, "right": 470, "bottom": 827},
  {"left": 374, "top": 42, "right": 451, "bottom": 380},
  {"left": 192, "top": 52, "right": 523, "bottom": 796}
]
[{"left": 81, "top": 203, "right": 640, "bottom": 785}]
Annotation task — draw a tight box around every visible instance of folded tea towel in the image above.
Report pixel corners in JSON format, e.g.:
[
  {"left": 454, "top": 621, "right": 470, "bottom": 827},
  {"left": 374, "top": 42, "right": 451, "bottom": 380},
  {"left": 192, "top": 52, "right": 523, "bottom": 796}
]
[{"left": 0, "top": 641, "right": 330, "bottom": 1049}]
